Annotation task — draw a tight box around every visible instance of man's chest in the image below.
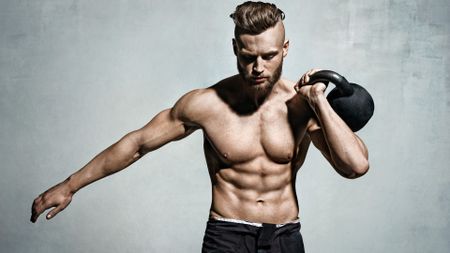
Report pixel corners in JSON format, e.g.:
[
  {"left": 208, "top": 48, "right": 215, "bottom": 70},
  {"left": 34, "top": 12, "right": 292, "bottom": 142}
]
[{"left": 202, "top": 100, "right": 308, "bottom": 164}]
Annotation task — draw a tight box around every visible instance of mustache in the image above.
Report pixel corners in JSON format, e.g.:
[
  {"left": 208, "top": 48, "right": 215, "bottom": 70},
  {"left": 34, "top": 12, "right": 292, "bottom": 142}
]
[{"left": 236, "top": 59, "right": 283, "bottom": 85}]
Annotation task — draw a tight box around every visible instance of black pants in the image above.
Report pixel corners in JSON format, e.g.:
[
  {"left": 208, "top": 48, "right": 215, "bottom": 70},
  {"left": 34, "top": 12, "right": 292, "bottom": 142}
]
[{"left": 202, "top": 219, "right": 305, "bottom": 253}]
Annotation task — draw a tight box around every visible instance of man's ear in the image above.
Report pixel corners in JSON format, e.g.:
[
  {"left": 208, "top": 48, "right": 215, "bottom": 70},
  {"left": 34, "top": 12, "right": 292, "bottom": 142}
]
[
  {"left": 282, "top": 40, "right": 289, "bottom": 57},
  {"left": 232, "top": 38, "right": 237, "bottom": 56}
]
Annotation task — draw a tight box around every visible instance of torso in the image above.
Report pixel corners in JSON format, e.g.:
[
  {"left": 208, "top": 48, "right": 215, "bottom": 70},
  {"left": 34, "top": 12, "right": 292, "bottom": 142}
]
[{"left": 194, "top": 75, "right": 314, "bottom": 224}]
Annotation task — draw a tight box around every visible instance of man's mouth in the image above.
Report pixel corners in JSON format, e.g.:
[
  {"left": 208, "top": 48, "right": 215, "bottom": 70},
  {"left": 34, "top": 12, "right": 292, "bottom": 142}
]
[{"left": 251, "top": 77, "right": 268, "bottom": 84}]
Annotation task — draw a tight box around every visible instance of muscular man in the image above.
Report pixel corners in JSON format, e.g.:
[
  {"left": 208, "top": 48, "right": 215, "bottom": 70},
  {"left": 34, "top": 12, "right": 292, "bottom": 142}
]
[{"left": 31, "top": 2, "right": 369, "bottom": 252}]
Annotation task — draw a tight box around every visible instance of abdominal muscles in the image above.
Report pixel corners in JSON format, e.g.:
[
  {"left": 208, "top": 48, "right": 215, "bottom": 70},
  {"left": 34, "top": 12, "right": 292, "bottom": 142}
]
[{"left": 209, "top": 156, "right": 299, "bottom": 224}]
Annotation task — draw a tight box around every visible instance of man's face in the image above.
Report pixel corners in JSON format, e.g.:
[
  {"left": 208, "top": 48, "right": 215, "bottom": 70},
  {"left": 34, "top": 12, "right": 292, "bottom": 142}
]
[{"left": 233, "top": 21, "right": 289, "bottom": 95}]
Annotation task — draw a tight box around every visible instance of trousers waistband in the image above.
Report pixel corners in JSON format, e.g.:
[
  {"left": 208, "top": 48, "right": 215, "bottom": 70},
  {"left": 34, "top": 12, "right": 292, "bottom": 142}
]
[{"left": 210, "top": 216, "right": 300, "bottom": 228}]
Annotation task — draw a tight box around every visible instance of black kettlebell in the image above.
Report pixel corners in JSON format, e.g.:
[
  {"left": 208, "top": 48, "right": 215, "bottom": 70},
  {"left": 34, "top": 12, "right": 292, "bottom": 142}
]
[{"left": 306, "top": 70, "right": 374, "bottom": 132}]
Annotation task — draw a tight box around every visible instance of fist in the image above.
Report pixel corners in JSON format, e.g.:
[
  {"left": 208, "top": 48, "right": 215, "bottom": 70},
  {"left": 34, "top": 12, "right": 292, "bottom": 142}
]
[{"left": 294, "top": 68, "right": 327, "bottom": 103}]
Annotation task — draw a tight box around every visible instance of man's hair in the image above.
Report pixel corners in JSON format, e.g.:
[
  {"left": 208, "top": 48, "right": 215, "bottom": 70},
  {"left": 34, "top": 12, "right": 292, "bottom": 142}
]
[{"left": 230, "top": 1, "right": 285, "bottom": 36}]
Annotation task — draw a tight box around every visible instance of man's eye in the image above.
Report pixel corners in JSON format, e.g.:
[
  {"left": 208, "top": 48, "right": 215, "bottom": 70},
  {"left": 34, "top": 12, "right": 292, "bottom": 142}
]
[
  {"left": 263, "top": 54, "right": 276, "bottom": 60},
  {"left": 241, "top": 55, "right": 255, "bottom": 62}
]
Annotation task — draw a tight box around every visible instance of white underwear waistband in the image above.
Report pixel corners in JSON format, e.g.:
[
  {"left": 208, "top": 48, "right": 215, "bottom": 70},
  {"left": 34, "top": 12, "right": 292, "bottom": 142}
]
[{"left": 211, "top": 216, "right": 300, "bottom": 228}]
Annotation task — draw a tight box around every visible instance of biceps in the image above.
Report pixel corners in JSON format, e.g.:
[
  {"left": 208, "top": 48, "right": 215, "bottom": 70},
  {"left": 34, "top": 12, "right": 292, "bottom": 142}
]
[{"left": 134, "top": 109, "right": 196, "bottom": 153}]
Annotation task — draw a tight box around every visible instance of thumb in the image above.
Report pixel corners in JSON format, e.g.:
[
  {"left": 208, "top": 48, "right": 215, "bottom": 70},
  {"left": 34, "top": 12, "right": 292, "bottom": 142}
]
[
  {"left": 312, "top": 81, "right": 326, "bottom": 90},
  {"left": 46, "top": 205, "right": 64, "bottom": 220}
]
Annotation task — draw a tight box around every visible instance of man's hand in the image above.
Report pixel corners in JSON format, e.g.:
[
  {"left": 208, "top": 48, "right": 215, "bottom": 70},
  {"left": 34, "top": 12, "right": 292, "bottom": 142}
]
[
  {"left": 294, "top": 68, "right": 327, "bottom": 111},
  {"left": 31, "top": 181, "right": 73, "bottom": 223}
]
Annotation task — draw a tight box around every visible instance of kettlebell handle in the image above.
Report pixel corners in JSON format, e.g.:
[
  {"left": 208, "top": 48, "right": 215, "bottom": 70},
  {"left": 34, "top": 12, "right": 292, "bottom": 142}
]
[
  {"left": 308, "top": 70, "right": 354, "bottom": 96},
  {"left": 302, "top": 69, "right": 375, "bottom": 132}
]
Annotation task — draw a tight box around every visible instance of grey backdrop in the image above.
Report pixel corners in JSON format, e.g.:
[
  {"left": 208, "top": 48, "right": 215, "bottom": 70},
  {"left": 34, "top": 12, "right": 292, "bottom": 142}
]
[{"left": 1, "top": 0, "right": 449, "bottom": 252}]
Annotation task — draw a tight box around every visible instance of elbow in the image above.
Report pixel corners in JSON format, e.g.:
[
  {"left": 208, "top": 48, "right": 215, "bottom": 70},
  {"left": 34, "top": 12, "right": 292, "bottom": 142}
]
[
  {"left": 346, "top": 159, "right": 370, "bottom": 179},
  {"left": 335, "top": 158, "right": 369, "bottom": 179}
]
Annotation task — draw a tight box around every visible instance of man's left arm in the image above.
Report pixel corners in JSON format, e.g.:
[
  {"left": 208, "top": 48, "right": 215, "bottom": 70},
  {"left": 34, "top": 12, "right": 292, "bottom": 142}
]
[
  {"left": 306, "top": 99, "right": 369, "bottom": 179},
  {"left": 296, "top": 69, "right": 369, "bottom": 179}
]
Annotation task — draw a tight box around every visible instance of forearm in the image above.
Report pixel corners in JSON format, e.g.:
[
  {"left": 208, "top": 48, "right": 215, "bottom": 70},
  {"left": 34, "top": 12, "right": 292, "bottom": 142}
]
[
  {"left": 312, "top": 95, "right": 369, "bottom": 177},
  {"left": 65, "top": 132, "right": 142, "bottom": 193}
]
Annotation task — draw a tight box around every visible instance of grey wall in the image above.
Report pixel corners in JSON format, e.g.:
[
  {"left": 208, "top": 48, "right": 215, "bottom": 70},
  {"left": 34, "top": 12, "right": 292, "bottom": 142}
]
[{"left": 1, "top": 0, "right": 449, "bottom": 252}]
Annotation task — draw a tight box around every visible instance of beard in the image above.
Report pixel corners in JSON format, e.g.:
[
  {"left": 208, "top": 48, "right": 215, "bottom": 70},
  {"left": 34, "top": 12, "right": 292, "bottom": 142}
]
[{"left": 237, "top": 60, "right": 283, "bottom": 99}]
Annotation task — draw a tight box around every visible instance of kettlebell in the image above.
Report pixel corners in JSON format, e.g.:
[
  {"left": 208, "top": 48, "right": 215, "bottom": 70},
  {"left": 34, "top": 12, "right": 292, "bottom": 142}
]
[{"left": 306, "top": 70, "right": 374, "bottom": 132}]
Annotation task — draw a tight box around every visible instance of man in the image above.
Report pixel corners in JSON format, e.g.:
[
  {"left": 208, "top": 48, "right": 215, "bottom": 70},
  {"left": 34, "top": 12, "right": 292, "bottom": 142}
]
[{"left": 31, "top": 2, "right": 369, "bottom": 252}]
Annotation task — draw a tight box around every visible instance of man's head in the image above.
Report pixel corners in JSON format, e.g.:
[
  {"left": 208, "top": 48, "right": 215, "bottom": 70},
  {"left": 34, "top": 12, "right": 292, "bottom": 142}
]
[{"left": 230, "top": 1, "right": 289, "bottom": 97}]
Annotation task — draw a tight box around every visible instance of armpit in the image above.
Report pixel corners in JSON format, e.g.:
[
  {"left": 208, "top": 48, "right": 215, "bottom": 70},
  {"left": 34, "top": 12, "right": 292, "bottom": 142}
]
[{"left": 306, "top": 117, "right": 321, "bottom": 133}]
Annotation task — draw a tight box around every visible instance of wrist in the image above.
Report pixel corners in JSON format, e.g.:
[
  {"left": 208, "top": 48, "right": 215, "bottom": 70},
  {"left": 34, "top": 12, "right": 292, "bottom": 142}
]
[{"left": 64, "top": 176, "right": 79, "bottom": 194}]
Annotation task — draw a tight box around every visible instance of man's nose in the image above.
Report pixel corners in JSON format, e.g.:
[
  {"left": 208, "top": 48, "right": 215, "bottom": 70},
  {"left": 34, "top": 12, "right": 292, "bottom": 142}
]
[{"left": 252, "top": 57, "right": 264, "bottom": 74}]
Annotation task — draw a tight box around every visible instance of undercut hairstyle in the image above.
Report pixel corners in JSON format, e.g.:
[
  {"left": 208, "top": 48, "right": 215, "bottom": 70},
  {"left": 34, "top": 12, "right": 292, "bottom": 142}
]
[{"left": 230, "top": 1, "right": 285, "bottom": 36}]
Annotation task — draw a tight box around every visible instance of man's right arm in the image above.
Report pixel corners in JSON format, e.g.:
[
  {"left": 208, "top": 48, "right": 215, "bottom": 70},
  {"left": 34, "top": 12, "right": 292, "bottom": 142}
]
[{"left": 31, "top": 89, "right": 205, "bottom": 223}]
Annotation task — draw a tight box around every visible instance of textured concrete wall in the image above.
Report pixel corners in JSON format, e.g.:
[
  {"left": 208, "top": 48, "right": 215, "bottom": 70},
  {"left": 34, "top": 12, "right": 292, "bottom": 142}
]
[{"left": 1, "top": 0, "right": 449, "bottom": 252}]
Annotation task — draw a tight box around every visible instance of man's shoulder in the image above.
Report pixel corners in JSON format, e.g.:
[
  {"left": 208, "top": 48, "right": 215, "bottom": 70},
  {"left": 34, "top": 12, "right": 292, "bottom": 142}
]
[
  {"left": 173, "top": 87, "right": 217, "bottom": 116},
  {"left": 179, "top": 87, "right": 215, "bottom": 103},
  {"left": 178, "top": 82, "right": 228, "bottom": 107},
  {"left": 172, "top": 76, "right": 238, "bottom": 123}
]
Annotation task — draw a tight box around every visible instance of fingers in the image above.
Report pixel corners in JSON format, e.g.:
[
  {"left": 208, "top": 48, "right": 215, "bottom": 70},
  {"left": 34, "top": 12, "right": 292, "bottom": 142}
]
[
  {"left": 31, "top": 196, "right": 47, "bottom": 223},
  {"left": 298, "top": 68, "right": 323, "bottom": 85},
  {"left": 303, "top": 68, "right": 323, "bottom": 84},
  {"left": 295, "top": 68, "right": 323, "bottom": 92}
]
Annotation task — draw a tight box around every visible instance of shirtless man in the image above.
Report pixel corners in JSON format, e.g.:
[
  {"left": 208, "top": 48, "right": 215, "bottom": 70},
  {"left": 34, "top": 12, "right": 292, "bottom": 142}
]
[{"left": 31, "top": 2, "right": 369, "bottom": 252}]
